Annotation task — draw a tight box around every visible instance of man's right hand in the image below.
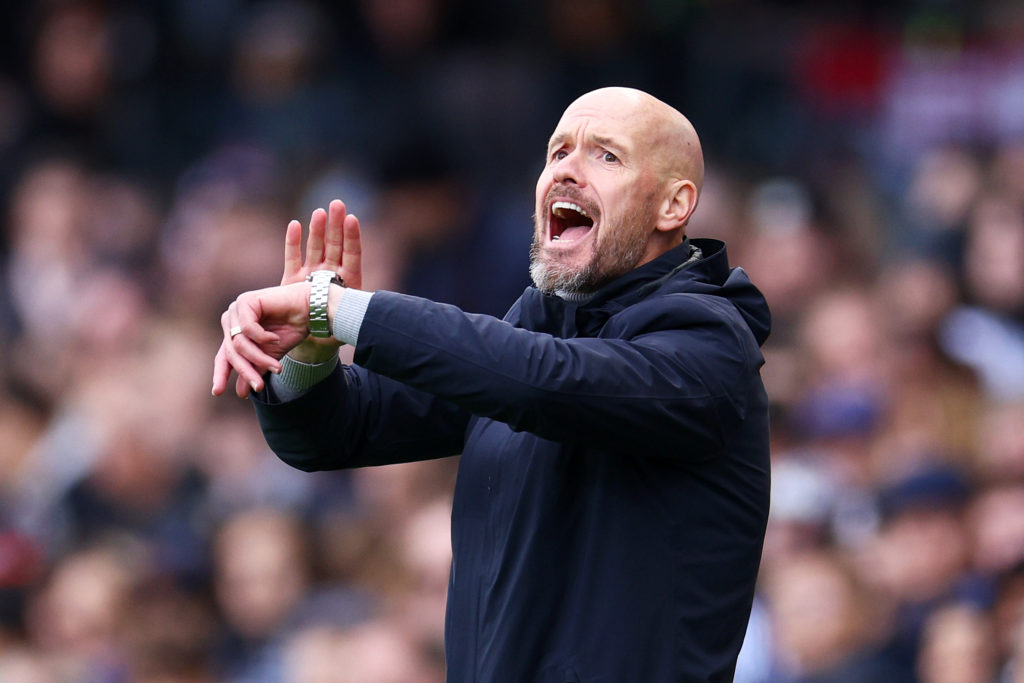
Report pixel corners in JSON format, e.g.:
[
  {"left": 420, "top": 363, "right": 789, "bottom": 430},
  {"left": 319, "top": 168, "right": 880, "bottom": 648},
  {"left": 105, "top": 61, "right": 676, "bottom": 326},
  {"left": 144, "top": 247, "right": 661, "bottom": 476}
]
[{"left": 212, "top": 281, "right": 314, "bottom": 397}]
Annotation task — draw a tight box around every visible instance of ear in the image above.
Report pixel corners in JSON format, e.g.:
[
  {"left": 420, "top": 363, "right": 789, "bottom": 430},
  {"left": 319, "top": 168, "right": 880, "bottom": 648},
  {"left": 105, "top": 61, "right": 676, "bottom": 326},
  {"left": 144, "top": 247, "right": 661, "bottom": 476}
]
[{"left": 655, "top": 179, "right": 698, "bottom": 232}]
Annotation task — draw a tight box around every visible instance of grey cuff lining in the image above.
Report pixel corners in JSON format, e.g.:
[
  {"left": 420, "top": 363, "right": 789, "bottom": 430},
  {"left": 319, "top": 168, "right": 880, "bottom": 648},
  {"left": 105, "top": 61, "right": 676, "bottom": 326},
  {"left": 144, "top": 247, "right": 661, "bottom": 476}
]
[
  {"left": 269, "top": 354, "right": 339, "bottom": 401},
  {"left": 333, "top": 288, "right": 373, "bottom": 346}
]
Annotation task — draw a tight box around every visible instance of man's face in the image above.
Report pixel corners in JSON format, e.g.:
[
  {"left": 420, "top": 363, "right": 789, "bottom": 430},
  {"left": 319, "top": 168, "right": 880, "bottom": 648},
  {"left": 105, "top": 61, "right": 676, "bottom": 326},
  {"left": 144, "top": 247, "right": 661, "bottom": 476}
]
[{"left": 531, "top": 96, "right": 663, "bottom": 294}]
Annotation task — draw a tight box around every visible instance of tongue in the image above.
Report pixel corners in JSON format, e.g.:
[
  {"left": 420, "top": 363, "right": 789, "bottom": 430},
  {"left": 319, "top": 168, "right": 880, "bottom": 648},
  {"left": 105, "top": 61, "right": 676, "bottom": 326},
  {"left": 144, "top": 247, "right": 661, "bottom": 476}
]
[{"left": 560, "top": 225, "right": 592, "bottom": 241}]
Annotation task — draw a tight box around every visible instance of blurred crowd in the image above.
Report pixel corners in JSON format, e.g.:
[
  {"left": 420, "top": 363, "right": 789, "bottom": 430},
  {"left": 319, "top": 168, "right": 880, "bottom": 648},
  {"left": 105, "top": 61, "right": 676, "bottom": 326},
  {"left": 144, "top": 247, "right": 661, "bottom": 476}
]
[{"left": 0, "top": 0, "right": 1023, "bottom": 681}]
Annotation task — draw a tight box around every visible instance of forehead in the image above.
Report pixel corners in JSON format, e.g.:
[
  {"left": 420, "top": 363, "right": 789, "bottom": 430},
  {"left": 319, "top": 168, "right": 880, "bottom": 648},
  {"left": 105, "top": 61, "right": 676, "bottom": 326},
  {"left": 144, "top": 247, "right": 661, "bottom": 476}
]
[{"left": 549, "top": 97, "right": 652, "bottom": 148}]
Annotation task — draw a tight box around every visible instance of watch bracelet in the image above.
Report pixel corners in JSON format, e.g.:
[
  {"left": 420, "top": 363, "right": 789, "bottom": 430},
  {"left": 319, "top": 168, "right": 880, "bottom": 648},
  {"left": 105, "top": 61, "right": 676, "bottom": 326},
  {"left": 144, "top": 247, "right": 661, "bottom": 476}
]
[{"left": 308, "top": 271, "right": 336, "bottom": 337}]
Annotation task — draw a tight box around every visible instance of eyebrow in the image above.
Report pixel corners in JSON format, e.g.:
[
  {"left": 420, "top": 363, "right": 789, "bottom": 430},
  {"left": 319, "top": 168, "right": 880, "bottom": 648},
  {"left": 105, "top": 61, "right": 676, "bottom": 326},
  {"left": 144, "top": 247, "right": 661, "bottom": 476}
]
[
  {"left": 546, "top": 132, "right": 630, "bottom": 156},
  {"left": 546, "top": 132, "right": 569, "bottom": 154},
  {"left": 592, "top": 134, "right": 628, "bottom": 153}
]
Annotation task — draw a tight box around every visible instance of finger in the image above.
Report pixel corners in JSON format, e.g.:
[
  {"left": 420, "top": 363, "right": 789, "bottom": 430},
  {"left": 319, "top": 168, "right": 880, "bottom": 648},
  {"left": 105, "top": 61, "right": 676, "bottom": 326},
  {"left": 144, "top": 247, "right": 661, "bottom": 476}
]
[
  {"left": 232, "top": 331, "right": 283, "bottom": 374},
  {"left": 305, "top": 208, "right": 327, "bottom": 267},
  {"left": 220, "top": 309, "right": 266, "bottom": 393},
  {"left": 227, "top": 314, "right": 284, "bottom": 377},
  {"left": 235, "top": 374, "right": 251, "bottom": 398},
  {"left": 324, "top": 199, "right": 346, "bottom": 269},
  {"left": 224, "top": 341, "right": 267, "bottom": 394},
  {"left": 227, "top": 295, "right": 288, "bottom": 374},
  {"left": 222, "top": 302, "right": 262, "bottom": 344},
  {"left": 341, "top": 213, "right": 362, "bottom": 290},
  {"left": 212, "top": 343, "right": 231, "bottom": 396},
  {"left": 227, "top": 300, "right": 282, "bottom": 347},
  {"left": 282, "top": 219, "right": 303, "bottom": 285},
  {"left": 222, "top": 303, "right": 281, "bottom": 390}
]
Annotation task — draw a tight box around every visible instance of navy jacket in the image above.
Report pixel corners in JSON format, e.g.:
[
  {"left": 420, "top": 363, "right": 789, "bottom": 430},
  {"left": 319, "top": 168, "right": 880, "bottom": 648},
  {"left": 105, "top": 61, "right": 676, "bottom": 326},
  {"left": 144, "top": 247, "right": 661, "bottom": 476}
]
[{"left": 253, "top": 238, "right": 771, "bottom": 682}]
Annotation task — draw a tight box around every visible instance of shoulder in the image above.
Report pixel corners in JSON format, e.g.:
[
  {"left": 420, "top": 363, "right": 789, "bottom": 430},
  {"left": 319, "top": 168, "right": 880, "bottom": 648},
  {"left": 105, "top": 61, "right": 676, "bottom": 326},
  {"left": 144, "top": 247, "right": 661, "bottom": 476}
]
[
  {"left": 605, "top": 292, "right": 766, "bottom": 377},
  {"left": 609, "top": 291, "right": 751, "bottom": 337}
]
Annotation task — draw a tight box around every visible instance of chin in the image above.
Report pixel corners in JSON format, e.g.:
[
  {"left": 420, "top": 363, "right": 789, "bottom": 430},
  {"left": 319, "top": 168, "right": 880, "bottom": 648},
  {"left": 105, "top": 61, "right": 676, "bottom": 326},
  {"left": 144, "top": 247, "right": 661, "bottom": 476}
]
[{"left": 529, "top": 248, "right": 600, "bottom": 294}]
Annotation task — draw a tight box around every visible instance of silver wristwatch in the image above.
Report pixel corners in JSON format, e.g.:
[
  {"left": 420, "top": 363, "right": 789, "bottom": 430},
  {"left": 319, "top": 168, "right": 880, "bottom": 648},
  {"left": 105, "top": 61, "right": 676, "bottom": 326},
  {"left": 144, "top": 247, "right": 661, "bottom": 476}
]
[{"left": 306, "top": 270, "right": 345, "bottom": 338}]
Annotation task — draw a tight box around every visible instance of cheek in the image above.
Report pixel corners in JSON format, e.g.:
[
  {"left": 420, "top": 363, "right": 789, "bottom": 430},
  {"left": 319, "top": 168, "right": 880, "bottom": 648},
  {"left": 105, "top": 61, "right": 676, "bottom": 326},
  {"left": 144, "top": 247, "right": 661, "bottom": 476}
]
[
  {"left": 535, "top": 172, "right": 552, "bottom": 206},
  {"left": 597, "top": 181, "right": 631, "bottom": 213}
]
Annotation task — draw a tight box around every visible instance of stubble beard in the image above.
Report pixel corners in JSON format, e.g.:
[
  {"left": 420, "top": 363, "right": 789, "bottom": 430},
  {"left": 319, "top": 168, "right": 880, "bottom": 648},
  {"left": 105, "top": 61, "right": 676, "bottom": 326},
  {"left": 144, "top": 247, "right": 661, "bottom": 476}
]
[{"left": 529, "top": 199, "right": 655, "bottom": 295}]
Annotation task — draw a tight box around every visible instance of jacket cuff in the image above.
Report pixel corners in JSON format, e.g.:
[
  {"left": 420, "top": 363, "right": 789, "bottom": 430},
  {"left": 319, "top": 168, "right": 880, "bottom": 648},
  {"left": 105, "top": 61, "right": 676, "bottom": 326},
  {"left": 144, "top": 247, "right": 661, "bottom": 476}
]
[
  {"left": 333, "top": 288, "right": 373, "bottom": 346},
  {"left": 269, "top": 355, "right": 339, "bottom": 401}
]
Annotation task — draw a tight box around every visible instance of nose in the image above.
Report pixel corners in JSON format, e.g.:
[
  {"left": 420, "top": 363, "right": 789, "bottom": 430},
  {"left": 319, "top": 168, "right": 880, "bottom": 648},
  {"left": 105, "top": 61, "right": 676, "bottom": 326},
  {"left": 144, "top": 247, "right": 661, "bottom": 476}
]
[{"left": 552, "top": 151, "right": 582, "bottom": 186}]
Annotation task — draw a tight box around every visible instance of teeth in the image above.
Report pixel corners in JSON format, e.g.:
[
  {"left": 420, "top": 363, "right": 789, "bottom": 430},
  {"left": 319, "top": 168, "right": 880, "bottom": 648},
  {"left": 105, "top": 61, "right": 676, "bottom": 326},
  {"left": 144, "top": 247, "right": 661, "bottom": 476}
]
[
  {"left": 553, "top": 235, "right": 560, "bottom": 241},
  {"left": 551, "top": 201, "right": 588, "bottom": 218}
]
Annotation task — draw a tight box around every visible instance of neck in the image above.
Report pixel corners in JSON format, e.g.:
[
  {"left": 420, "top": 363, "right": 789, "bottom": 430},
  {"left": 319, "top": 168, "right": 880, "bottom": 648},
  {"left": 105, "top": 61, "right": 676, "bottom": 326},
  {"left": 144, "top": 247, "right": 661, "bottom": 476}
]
[{"left": 637, "top": 229, "right": 685, "bottom": 268}]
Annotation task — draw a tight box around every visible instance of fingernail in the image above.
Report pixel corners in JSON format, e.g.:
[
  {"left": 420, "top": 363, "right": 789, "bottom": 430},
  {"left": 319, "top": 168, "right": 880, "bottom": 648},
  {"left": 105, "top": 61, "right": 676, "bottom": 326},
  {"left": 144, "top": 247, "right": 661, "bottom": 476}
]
[{"left": 250, "top": 379, "right": 260, "bottom": 392}]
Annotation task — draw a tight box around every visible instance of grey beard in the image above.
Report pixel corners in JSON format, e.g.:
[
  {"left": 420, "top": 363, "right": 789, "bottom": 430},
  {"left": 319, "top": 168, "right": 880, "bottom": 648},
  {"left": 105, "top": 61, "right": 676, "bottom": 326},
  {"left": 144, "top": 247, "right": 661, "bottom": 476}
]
[
  {"left": 529, "top": 240, "right": 595, "bottom": 294},
  {"left": 529, "top": 226, "right": 648, "bottom": 295}
]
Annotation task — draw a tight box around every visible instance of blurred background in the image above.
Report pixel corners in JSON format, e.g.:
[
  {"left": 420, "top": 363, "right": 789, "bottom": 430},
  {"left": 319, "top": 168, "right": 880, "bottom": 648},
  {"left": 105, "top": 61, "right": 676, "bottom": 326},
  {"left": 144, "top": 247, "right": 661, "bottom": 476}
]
[{"left": 0, "top": 0, "right": 1023, "bottom": 681}]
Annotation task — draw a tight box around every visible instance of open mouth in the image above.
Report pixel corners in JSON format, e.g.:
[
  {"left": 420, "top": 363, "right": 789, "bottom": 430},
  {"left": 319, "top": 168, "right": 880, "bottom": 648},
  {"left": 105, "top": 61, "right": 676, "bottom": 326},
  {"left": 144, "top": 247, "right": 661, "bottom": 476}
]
[{"left": 550, "top": 201, "right": 595, "bottom": 243}]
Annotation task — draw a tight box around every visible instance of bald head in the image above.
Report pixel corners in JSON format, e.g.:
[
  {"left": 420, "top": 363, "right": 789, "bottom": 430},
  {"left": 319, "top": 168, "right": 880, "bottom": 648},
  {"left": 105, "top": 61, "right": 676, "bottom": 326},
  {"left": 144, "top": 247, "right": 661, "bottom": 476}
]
[
  {"left": 559, "top": 87, "right": 704, "bottom": 198},
  {"left": 531, "top": 87, "right": 704, "bottom": 294}
]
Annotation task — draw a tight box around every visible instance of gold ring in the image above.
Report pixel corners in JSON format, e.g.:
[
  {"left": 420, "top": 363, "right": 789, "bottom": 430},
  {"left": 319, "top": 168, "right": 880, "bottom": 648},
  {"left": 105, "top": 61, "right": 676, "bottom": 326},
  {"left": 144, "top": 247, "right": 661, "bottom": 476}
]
[{"left": 229, "top": 326, "right": 243, "bottom": 338}]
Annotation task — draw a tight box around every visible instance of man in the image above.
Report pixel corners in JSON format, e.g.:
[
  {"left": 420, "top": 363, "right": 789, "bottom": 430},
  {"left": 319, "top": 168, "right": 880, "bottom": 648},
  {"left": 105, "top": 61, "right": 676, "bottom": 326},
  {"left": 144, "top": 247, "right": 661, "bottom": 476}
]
[{"left": 213, "top": 87, "right": 771, "bottom": 681}]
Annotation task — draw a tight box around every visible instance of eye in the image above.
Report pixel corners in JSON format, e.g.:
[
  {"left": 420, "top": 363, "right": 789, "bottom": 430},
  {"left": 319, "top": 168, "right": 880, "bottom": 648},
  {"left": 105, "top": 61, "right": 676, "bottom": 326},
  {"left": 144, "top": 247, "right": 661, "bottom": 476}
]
[
  {"left": 602, "top": 151, "right": 619, "bottom": 163},
  {"left": 553, "top": 149, "right": 568, "bottom": 161}
]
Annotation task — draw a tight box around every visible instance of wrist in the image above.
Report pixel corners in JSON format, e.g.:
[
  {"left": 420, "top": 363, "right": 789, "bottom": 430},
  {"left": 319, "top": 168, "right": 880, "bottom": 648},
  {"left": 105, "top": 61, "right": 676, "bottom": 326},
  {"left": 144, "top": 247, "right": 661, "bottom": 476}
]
[
  {"left": 327, "top": 283, "right": 344, "bottom": 333},
  {"left": 306, "top": 271, "right": 344, "bottom": 338},
  {"left": 287, "top": 338, "right": 341, "bottom": 364}
]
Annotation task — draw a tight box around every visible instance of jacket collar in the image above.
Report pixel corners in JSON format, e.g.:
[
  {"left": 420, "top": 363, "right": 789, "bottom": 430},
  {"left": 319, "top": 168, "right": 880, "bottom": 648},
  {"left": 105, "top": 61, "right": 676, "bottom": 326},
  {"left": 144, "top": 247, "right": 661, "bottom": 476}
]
[{"left": 516, "top": 238, "right": 731, "bottom": 337}]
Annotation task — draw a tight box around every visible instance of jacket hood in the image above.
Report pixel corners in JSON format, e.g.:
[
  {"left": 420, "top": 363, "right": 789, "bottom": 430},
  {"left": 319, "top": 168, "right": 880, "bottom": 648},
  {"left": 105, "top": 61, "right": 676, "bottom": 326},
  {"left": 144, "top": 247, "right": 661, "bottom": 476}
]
[{"left": 514, "top": 238, "right": 771, "bottom": 345}]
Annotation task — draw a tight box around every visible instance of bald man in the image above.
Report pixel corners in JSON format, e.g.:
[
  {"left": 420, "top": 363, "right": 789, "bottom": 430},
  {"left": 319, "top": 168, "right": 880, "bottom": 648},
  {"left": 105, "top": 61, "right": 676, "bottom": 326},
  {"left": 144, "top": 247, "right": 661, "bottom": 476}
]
[{"left": 214, "top": 87, "right": 771, "bottom": 681}]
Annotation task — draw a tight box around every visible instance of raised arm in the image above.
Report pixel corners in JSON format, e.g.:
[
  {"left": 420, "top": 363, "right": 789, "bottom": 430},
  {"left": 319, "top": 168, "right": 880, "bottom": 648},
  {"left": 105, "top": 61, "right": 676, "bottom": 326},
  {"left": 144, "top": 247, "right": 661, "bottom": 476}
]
[
  {"left": 213, "top": 277, "right": 763, "bottom": 460},
  {"left": 353, "top": 290, "right": 765, "bottom": 459}
]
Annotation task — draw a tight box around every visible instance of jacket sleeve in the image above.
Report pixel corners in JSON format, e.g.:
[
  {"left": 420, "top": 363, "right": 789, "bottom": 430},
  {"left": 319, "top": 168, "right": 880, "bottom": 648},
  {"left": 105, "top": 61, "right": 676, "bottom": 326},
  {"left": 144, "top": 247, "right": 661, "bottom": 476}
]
[
  {"left": 354, "top": 290, "right": 765, "bottom": 460},
  {"left": 251, "top": 362, "right": 469, "bottom": 471}
]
